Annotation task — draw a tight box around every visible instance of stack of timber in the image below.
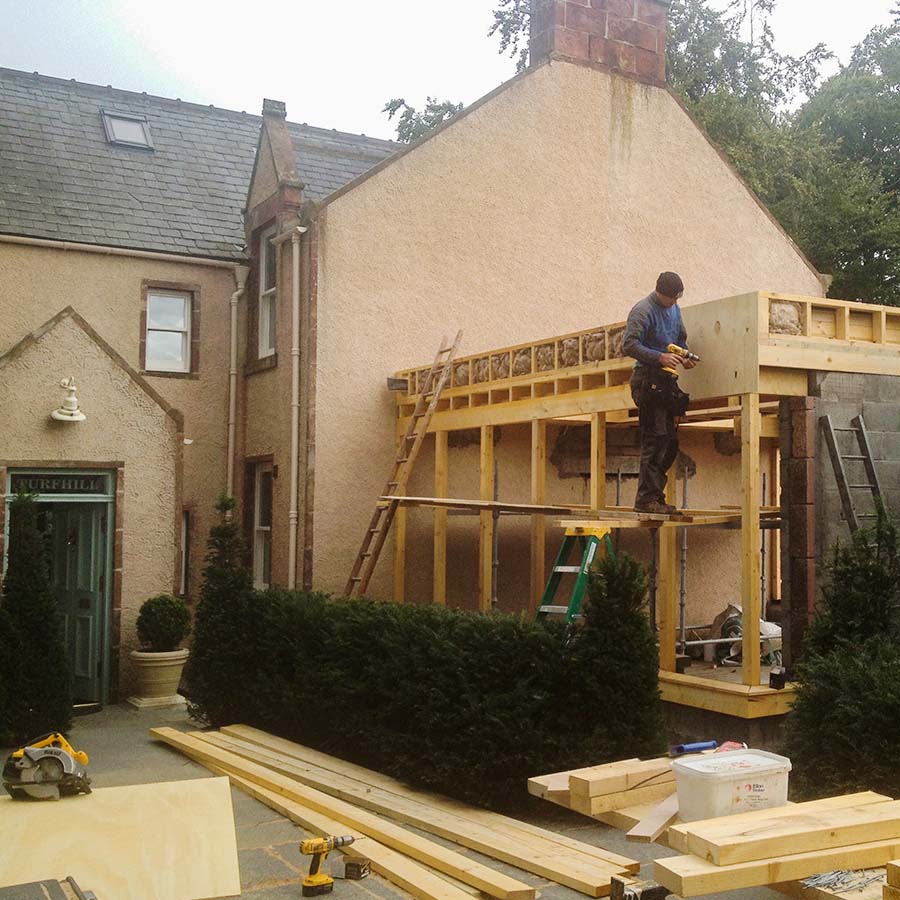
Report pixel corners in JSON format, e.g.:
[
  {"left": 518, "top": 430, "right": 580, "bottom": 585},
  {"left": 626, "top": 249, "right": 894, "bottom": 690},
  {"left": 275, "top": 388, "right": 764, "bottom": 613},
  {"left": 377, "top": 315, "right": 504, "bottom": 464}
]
[
  {"left": 885, "top": 860, "right": 900, "bottom": 899},
  {"left": 653, "top": 792, "right": 900, "bottom": 897},
  {"left": 151, "top": 725, "right": 642, "bottom": 899},
  {"left": 528, "top": 758, "right": 677, "bottom": 833}
]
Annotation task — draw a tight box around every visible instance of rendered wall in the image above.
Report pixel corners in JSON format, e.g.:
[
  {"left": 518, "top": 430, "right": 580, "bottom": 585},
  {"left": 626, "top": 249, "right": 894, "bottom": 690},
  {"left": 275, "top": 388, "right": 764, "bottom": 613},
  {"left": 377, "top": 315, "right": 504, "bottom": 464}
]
[
  {"left": 312, "top": 59, "right": 821, "bottom": 604},
  {"left": 0, "top": 242, "right": 235, "bottom": 600},
  {"left": 0, "top": 313, "right": 179, "bottom": 695}
]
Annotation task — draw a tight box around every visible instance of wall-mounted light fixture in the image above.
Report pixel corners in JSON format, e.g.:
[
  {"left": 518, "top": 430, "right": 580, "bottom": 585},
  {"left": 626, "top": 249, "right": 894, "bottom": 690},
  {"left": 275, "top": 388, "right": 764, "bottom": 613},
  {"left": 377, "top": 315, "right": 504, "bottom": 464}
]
[{"left": 51, "top": 377, "right": 87, "bottom": 423}]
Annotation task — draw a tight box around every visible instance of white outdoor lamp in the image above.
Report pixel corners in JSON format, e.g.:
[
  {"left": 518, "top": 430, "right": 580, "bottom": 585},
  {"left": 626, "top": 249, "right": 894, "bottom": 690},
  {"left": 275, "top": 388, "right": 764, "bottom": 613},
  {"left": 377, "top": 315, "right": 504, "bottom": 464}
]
[{"left": 51, "top": 377, "right": 87, "bottom": 423}]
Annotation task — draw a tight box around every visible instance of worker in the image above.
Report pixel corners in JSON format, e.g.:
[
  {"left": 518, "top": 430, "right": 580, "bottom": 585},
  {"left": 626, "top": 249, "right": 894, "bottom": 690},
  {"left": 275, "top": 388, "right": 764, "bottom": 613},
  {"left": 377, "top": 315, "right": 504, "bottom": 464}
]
[{"left": 623, "top": 272, "right": 696, "bottom": 514}]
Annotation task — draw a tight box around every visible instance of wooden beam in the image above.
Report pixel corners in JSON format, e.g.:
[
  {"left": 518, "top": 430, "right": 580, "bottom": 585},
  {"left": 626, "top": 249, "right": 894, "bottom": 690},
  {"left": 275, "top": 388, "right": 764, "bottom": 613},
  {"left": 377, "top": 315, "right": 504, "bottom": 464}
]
[
  {"left": 479, "top": 425, "right": 495, "bottom": 613},
  {"left": 530, "top": 420, "right": 547, "bottom": 614},
  {"left": 658, "top": 671, "right": 795, "bottom": 719},
  {"left": 625, "top": 794, "right": 680, "bottom": 844},
  {"left": 590, "top": 412, "right": 607, "bottom": 510},
  {"left": 741, "top": 393, "right": 762, "bottom": 686},
  {"left": 657, "top": 471, "right": 678, "bottom": 672},
  {"left": 434, "top": 431, "right": 448, "bottom": 605},
  {"left": 384, "top": 496, "right": 589, "bottom": 515},
  {"left": 394, "top": 506, "right": 407, "bottom": 602},
  {"left": 150, "top": 729, "right": 530, "bottom": 900}
]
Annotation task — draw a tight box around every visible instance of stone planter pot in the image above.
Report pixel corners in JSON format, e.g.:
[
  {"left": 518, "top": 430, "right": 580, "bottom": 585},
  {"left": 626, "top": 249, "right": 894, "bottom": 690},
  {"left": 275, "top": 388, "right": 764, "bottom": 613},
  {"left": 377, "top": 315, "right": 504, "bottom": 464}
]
[{"left": 127, "top": 648, "right": 189, "bottom": 709}]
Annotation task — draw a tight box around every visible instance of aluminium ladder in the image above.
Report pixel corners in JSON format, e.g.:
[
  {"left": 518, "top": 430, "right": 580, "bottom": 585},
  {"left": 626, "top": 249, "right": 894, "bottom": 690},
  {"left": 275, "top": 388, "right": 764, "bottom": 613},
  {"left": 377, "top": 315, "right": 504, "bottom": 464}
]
[
  {"left": 536, "top": 525, "right": 615, "bottom": 623},
  {"left": 821, "top": 413, "right": 884, "bottom": 533},
  {"left": 345, "top": 331, "right": 462, "bottom": 597}
]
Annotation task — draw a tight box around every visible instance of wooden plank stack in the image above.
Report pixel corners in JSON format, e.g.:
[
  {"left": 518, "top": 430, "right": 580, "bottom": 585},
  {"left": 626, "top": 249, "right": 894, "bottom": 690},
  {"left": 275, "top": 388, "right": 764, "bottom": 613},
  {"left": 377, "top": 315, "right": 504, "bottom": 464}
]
[
  {"left": 528, "top": 758, "right": 676, "bottom": 828},
  {"left": 653, "top": 792, "right": 900, "bottom": 897},
  {"left": 152, "top": 726, "right": 641, "bottom": 899}
]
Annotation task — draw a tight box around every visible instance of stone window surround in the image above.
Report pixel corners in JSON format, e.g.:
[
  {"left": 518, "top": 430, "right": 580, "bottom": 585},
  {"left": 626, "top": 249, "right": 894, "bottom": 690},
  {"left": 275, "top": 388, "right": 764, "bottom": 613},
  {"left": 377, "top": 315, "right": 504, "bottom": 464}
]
[{"left": 140, "top": 280, "right": 201, "bottom": 378}]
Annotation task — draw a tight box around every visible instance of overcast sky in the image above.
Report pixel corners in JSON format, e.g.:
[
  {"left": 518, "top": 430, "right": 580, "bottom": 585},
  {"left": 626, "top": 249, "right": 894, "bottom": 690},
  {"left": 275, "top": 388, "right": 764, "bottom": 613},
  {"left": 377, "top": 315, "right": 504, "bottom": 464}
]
[{"left": 1, "top": 1, "right": 895, "bottom": 140}]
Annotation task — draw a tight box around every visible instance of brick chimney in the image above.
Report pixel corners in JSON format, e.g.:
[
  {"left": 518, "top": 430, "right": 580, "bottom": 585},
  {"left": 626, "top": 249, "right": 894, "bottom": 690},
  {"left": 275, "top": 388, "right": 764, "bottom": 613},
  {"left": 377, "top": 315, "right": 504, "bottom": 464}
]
[{"left": 529, "top": 0, "right": 669, "bottom": 85}]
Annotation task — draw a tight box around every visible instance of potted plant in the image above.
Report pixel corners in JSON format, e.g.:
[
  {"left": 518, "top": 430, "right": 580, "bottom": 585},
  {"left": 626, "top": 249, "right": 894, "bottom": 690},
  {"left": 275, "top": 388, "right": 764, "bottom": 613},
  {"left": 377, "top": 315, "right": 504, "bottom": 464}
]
[{"left": 127, "top": 594, "right": 192, "bottom": 709}]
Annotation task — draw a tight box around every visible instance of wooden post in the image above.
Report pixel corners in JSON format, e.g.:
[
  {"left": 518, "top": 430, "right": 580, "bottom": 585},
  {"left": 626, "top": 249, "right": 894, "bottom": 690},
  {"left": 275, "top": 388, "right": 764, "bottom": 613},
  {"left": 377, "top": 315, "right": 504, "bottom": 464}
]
[
  {"left": 769, "top": 442, "right": 780, "bottom": 607},
  {"left": 530, "top": 420, "right": 547, "bottom": 613},
  {"left": 590, "top": 412, "right": 607, "bottom": 510},
  {"left": 657, "top": 471, "right": 678, "bottom": 672},
  {"left": 741, "top": 393, "right": 762, "bottom": 686},
  {"left": 393, "top": 506, "right": 407, "bottom": 602},
  {"left": 433, "top": 431, "right": 448, "bottom": 605},
  {"left": 479, "top": 425, "right": 495, "bottom": 612}
]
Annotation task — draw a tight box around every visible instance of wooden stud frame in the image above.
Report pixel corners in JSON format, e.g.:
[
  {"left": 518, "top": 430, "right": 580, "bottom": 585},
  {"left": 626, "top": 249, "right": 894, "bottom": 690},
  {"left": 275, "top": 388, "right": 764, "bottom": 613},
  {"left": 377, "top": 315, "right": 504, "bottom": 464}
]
[{"left": 385, "top": 290, "right": 900, "bottom": 714}]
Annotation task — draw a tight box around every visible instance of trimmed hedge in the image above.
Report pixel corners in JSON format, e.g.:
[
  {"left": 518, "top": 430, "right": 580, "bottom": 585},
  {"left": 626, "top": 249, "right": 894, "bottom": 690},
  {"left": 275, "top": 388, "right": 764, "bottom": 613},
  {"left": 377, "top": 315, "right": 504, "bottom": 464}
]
[
  {"left": 783, "top": 514, "right": 900, "bottom": 798},
  {"left": 188, "top": 549, "right": 665, "bottom": 808}
]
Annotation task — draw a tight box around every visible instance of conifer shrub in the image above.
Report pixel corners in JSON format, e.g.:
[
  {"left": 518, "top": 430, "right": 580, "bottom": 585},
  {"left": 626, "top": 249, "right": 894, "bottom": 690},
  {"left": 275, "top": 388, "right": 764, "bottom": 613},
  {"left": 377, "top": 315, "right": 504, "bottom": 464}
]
[
  {"left": 0, "top": 494, "right": 72, "bottom": 742},
  {"left": 783, "top": 513, "right": 900, "bottom": 798},
  {"left": 187, "top": 533, "right": 665, "bottom": 808}
]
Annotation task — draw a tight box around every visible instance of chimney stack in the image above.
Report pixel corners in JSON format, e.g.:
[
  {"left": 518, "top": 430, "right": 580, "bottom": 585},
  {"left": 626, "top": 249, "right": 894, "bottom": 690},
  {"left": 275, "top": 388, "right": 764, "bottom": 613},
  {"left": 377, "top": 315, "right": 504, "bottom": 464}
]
[{"left": 529, "top": 0, "right": 669, "bottom": 85}]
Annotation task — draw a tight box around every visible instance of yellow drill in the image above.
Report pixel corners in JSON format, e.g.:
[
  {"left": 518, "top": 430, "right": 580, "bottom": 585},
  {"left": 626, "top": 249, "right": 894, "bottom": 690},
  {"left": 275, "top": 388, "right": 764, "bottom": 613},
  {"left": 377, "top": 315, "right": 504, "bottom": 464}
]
[
  {"left": 301, "top": 835, "right": 356, "bottom": 896},
  {"left": 661, "top": 343, "right": 701, "bottom": 378}
]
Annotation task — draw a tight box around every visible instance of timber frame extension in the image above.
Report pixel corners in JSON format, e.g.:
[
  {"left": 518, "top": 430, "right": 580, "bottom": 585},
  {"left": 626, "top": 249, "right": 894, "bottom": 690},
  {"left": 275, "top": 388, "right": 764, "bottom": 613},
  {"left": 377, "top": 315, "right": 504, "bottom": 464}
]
[{"left": 388, "top": 292, "right": 900, "bottom": 720}]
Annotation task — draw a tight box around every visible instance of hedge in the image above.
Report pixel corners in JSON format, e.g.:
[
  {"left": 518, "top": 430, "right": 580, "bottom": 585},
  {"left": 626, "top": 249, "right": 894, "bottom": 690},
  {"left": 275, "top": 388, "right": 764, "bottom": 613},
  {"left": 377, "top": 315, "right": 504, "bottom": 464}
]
[{"left": 188, "top": 538, "right": 665, "bottom": 808}]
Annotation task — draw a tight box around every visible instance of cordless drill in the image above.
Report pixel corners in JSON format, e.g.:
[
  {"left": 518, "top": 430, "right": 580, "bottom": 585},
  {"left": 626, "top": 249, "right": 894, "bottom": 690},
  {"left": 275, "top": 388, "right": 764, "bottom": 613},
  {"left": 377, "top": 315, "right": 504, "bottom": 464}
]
[
  {"left": 301, "top": 835, "right": 356, "bottom": 896},
  {"left": 660, "top": 343, "right": 701, "bottom": 378}
]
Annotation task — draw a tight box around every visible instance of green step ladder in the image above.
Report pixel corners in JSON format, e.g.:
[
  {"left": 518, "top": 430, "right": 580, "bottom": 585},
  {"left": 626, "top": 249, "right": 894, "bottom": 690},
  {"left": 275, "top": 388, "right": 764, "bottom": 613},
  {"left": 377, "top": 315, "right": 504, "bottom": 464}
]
[{"left": 536, "top": 525, "right": 614, "bottom": 623}]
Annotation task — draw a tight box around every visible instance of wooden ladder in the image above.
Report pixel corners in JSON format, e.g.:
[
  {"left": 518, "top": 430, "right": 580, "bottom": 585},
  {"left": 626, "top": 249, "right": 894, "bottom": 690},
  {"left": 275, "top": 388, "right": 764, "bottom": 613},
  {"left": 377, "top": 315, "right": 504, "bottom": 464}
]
[
  {"left": 345, "top": 331, "right": 462, "bottom": 597},
  {"left": 821, "top": 413, "right": 884, "bottom": 533}
]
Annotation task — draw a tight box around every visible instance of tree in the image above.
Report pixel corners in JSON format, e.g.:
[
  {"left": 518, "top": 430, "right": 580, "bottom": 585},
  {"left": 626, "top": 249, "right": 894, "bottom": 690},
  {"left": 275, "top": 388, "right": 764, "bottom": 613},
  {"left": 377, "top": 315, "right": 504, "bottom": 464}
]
[
  {"left": 383, "top": 97, "right": 465, "bottom": 144},
  {"left": 185, "top": 494, "right": 255, "bottom": 725},
  {"left": 0, "top": 494, "right": 72, "bottom": 742}
]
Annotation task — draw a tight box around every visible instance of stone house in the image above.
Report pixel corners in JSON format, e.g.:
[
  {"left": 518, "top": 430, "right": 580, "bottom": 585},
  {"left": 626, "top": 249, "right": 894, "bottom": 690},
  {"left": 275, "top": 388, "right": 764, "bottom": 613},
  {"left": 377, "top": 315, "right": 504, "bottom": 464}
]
[{"left": 1, "top": 0, "right": 831, "bottom": 707}]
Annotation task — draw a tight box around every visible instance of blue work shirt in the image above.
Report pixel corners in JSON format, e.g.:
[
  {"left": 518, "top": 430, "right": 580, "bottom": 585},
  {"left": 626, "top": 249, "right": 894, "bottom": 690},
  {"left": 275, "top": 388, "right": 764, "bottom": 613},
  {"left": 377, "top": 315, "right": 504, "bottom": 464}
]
[{"left": 623, "top": 292, "right": 688, "bottom": 367}]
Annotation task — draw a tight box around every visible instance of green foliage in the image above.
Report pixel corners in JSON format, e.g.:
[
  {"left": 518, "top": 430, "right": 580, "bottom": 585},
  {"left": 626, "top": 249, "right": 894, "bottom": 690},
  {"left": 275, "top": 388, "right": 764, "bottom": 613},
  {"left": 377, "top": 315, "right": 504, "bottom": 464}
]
[
  {"left": 187, "top": 550, "right": 664, "bottom": 808},
  {"left": 136, "top": 594, "right": 191, "bottom": 652},
  {"left": 0, "top": 494, "right": 72, "bottom": 743},
  {"left": 383, "top": 98, "right": 465, "bottom": 144},
  {"left": 185, "top": 495, "right": 254, "bottom": 725},
  {"left": 783, "top": 514, "right": 900, "bottom": 797},
  {"left": 488, "top": 0, "right": 531, "bottom": 74}
]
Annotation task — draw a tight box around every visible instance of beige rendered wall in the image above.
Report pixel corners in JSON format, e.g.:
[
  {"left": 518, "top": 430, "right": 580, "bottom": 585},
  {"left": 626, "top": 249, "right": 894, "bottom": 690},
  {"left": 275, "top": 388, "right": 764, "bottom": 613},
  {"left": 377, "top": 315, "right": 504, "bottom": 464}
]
[
  {"left": 313, "top": 58, "right": 822, "bottom": 602},
  {"left": 0, "top": 242, "right": 236, "bottom": 601},
  {"left": 0, "top": 314, "right": 179, "bottom": 695}
]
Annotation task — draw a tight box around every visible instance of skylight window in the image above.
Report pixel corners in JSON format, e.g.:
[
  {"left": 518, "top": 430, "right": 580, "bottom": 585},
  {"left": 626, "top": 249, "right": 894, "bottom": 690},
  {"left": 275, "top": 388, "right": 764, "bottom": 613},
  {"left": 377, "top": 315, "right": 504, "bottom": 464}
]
[{"left": 101, "top": 110, "right": 153, "bottom": 149}]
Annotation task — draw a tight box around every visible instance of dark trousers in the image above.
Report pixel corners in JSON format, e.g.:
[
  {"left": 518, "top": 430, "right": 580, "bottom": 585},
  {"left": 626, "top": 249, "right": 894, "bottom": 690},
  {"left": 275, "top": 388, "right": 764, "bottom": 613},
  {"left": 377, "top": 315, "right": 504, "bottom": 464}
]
[{"left": 630, "top": 368, "right": 679, "bottom": 508}]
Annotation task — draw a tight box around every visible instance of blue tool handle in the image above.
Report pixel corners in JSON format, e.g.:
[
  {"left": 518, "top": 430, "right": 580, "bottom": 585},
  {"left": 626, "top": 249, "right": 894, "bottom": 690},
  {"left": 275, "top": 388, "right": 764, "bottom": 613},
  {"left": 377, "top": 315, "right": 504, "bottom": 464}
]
[{"left": 670, "top": 740, "right": 718, "bottom": 756}]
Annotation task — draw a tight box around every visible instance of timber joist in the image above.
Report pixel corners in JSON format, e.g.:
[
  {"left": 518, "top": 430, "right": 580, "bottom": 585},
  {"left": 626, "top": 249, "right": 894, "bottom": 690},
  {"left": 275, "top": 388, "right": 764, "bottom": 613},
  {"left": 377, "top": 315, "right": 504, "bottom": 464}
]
[{"left": 394, "top": 292, "right": 900, "bottom": 434}]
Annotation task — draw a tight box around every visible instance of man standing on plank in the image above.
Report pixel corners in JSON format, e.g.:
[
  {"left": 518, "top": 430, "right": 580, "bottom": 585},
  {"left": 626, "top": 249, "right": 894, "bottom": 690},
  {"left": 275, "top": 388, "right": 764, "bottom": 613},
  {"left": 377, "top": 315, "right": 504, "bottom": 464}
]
[{"left": 623, "top": 272, "right": 696, "bottom": 514}]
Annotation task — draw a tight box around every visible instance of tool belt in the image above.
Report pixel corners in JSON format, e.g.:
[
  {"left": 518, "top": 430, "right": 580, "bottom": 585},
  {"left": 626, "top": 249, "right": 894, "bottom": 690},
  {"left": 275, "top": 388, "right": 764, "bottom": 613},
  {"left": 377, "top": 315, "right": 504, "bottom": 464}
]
[{"left": 644, "top": 373, "right": 690, "bottom": 416}]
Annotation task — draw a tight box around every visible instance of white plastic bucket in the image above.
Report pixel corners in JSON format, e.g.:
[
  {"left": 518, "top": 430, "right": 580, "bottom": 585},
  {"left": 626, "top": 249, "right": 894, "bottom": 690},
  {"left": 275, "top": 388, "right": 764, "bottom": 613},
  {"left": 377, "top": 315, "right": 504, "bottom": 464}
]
[{"left": 672, "top": 749, "right": 791, "bottom": 822}]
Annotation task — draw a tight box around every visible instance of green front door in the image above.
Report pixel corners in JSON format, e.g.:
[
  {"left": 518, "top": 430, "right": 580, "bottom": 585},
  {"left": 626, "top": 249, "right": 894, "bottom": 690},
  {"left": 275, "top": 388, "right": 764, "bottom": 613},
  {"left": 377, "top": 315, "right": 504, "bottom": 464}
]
[{"left": 48, "top": 504, "right": 106, "bottom": 705}]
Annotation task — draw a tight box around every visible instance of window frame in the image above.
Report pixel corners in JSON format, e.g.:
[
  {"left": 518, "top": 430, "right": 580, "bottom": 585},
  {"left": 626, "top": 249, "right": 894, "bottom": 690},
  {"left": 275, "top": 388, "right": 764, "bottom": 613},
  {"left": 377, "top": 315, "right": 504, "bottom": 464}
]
[
  {"left": 252, "top": 462, "right": 274, "bottom": 590},
  {"left": 140, "top": 281, "right": 201, "bottom": 377},
  {"left": 101, "top": 109, "right": 154, "bottom": 149},
  {"left": 258, "top": 226, "right": 278, "bottom": 360}
]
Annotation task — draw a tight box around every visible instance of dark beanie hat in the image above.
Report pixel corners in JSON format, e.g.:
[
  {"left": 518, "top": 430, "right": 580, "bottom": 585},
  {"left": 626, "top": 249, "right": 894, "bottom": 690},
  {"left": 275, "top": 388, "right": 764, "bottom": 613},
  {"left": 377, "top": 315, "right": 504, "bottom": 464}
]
[{"left": 656, "top": 271, "right": 684, "bottom": 298}]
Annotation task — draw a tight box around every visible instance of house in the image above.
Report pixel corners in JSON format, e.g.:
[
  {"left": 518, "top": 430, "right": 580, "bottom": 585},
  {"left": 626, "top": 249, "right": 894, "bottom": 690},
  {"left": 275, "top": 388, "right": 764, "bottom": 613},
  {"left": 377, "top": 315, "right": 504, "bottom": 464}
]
[{"left": 2, "top": 0, "right": 850, "bottom": 718}]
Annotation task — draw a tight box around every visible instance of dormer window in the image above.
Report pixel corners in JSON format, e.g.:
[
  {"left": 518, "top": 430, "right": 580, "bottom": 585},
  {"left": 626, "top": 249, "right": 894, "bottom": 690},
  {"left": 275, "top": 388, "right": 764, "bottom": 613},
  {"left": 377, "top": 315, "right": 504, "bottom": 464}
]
[{"left": 101, "top": 110, "right": 153, "bottom": 149}]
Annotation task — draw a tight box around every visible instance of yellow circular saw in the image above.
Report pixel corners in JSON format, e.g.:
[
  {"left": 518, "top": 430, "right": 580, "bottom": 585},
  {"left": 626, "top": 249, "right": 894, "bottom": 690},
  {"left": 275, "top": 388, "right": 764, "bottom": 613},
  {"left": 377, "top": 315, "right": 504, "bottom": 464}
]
[{"left": 3, "top": 732, "right": 92, "bottom": 800}]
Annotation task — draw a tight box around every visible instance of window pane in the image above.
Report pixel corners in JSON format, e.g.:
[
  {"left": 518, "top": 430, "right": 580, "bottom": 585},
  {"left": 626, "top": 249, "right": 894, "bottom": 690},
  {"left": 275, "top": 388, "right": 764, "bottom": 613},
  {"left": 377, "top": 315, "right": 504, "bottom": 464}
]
[
  {"left": 147, "top": 330, "right": 186, "bottom": 367},
  {"left": 148, "top": 294, "right": 187, "bottom": 330},
  {"left": 264, "top": 235, "right": 277, "bottom": 292},
  {"left": 258, "top": 469, "right": 273, "bottom": 528},
  {"left": 262, "top": 533, "right": 272, "bottom": 587},
  {"left": 110, "top": 117, "right": 149, "bottom": 145},
  {"left": 266, "top": 295, "right": 277, "bottom": 351}
]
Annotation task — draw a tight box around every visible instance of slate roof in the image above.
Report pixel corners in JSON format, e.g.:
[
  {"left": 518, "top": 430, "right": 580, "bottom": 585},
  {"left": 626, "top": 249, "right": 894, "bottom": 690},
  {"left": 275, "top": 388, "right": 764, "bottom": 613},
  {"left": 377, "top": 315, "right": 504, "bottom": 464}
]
[{"left": 0, "top": 68, "right": 397, "bottom": 260}]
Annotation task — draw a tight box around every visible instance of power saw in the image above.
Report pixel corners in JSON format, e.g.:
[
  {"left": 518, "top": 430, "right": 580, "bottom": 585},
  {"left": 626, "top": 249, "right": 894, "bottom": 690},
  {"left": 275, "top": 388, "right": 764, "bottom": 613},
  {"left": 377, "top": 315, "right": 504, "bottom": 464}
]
[{"left": 3, "top": 732, "right": 92, "bottom": 800}]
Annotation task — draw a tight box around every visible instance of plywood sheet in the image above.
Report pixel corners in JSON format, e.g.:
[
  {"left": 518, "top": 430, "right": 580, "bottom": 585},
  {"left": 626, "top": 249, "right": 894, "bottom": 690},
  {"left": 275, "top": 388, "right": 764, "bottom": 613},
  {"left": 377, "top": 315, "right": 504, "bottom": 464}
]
[{"left": 0, "top": 778, "right": 240, "bottom": 900}]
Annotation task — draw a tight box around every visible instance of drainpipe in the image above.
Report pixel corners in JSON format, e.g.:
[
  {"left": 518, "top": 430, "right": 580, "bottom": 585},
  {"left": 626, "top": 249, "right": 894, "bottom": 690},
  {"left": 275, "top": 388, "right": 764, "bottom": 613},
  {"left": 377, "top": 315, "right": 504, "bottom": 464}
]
[
  {"left": 226, "top": 266, "right": 249, "bottom": 505},
  {"left": 288, "top": 226, "right": 307, "bottom": 589}
]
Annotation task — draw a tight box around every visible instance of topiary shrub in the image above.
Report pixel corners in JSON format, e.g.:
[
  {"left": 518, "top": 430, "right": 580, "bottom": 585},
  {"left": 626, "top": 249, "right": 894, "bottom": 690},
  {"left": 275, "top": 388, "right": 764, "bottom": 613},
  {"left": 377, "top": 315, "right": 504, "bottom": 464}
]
[
  {"left": 783, "top": 513, "right": 900, "bottom": 797},
  {"left": 186, "top": 494, "right": 254, "bottom": 725},
  {"left": 136, "top": 594, "right": 191, "bottom": 652},
  {"left": 0, "top": 494, "right": 72, "bottom": 743},
  {"left": 187, "top": 538, "right": 665, "bottom": 808}
]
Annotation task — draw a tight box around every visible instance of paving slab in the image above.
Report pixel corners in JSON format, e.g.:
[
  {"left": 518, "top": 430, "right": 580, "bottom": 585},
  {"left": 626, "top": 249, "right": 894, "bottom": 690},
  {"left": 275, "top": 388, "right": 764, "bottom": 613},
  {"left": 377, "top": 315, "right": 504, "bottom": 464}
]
[{"left": 0, "top": 704, "right": 784, "bottom": 900}]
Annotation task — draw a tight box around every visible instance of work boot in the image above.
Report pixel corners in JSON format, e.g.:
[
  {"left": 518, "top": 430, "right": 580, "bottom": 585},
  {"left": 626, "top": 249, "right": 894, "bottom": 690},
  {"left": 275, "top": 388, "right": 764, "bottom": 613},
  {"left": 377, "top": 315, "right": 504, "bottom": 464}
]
[{"left": 634, "top": 501, "right": 677, "bottom": 515}]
